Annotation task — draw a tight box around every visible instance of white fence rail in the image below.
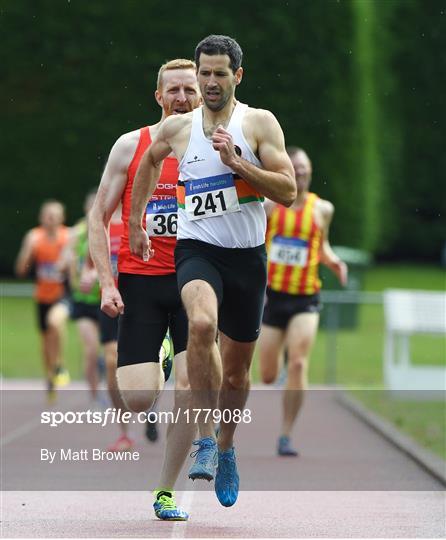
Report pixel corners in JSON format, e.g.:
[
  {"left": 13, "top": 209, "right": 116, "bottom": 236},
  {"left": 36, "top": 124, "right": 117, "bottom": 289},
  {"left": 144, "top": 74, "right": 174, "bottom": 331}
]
[
  {"left": 383, "top": 289, "right": 446, "bottom": 391},
  {"left": 1, "top": 282, "right": 34, "bottom": 297}
]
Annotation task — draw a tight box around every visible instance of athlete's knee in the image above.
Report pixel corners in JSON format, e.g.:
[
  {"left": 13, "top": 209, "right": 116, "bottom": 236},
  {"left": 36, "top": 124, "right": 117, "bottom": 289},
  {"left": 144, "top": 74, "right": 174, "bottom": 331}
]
[
  {"left": 261, "top": 368, "right": 276, "bottom": 385},
  {"left": 116, "top": 365, "right": 161, "bottom": 412},
  {"left": 118, "top": 387, "right": 159, "bottom": 413},
  {"left": 188, "top": 313, "right": 217, "bottom": 345},
  {"left": 224, "top": 366, "right": 250, "bottom": 390},
  {"left": 288, "top": 354, "right": 306, "bottom": 375},
  {"left": 46, "top": 305, "right": 67, "bottom": 330},
  {"left": 46, "top": 314, "right": 63, "bottom": 332}
]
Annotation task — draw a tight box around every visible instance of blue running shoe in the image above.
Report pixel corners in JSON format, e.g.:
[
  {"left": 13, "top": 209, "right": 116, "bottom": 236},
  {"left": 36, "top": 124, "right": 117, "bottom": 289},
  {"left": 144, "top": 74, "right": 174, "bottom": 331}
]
[
  {"left": 188, "top": 437, "right": 217, "bottom": 481},
  {"left": 215, "top": 447, "right": 239, "bottom": 507},
  {"left": 153, "top": 490, "right": 188, "bottom": 521},
  {"left": 277, "top": 435, "right": 298, "bottom": 456}
]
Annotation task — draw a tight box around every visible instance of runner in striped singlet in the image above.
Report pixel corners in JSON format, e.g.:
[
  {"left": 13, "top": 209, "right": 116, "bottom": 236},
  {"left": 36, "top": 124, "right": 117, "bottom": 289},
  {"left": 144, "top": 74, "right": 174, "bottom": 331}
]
[{"left": 259, "top": 147, "right": 348, "bottom": 456}]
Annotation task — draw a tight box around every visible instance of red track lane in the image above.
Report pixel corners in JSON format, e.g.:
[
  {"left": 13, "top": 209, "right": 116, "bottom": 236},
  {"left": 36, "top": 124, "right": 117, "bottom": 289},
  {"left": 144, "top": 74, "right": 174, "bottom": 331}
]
[
  {"left": 2, "top": 490, "right": 444, "bottom": 537},
  {"left": 1, "top": 380, "right": 445, "bottom": 537}
]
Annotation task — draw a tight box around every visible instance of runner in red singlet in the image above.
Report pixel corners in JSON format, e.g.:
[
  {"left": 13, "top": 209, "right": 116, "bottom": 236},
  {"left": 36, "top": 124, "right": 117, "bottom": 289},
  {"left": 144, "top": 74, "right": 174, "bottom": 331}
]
[{"left": 89, "top": 59, "right": 203, "bottom": 521}]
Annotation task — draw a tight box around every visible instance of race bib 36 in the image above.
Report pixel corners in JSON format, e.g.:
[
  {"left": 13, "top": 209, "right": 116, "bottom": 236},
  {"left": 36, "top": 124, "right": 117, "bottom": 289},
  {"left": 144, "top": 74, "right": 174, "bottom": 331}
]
[{"left": 146, "top": 198, "right": 178, "bottom": 236}]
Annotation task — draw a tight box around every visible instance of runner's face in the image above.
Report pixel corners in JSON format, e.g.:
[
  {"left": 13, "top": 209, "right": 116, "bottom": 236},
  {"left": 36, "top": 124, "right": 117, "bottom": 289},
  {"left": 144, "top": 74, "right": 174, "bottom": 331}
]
[
  {"left": 197, "top": 54, "right": 242, "bottom": 112},
  {"left": 39, "top": 204, "right": 64, "bottom": 228},
  {"left": 156, "top": 69, "right": 201, "bottom": 116},
  {"left": 291, "top": 151, "right": 312, "bottom": 194}
]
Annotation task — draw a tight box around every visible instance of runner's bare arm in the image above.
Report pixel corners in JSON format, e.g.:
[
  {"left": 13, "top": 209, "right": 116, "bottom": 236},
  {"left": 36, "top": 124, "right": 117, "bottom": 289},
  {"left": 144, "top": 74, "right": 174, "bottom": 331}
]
[
  {"left": 212, "top": 110, "right": 296, "bottom": 206},
  {"left": 319, "top": 200, "right": 348, "bottom": 286},
  {"left": 129, "top": 121, "right": 175, "bottom": 260},
  {"left": 15, "top": 231, "right": 35, "bottom": 277},
  {"left": 89, "top": 133, "right": 137, "bottom": 316}
]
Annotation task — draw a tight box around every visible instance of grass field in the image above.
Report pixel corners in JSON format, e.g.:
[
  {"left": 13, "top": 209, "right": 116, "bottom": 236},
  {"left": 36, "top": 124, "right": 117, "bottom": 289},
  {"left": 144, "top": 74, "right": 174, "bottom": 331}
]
[
  {"left": 355, "top": 391, "right": 445, "bottom": 459},
  {"left": 1, "top": 263, "right": 445, "bottom": 458}
]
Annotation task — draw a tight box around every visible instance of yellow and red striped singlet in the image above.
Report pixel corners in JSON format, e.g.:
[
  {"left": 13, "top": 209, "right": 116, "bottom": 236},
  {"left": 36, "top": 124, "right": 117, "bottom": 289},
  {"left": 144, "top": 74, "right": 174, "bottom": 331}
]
[{"left": 266, "top": 193, "right": 322, "bottom": 295}]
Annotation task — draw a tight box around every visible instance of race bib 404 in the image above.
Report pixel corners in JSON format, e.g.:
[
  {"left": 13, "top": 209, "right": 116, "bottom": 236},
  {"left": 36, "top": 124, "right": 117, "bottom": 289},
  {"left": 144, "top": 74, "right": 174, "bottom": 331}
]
[
  {"left": 184, "top": 173, "right": 241, "bottom": 221},
  {"left": 146, "top": 198, "right": 178, "bottom": 237},
  {"left": 269, "top": 236, "right": 309, "bottom": 267}
]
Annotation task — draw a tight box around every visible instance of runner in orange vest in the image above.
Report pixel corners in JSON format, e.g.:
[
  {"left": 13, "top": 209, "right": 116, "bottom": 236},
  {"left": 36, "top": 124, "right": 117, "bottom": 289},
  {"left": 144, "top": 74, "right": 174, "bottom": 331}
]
[
  {"left": 259, "top": 147, "right": 348, "bottom": 456},
  {"left": 89, "top": 59, "right": 204, "bottom": 520},
  {"left": 15, "top": 200, "right": 71, "bottom": 401}
]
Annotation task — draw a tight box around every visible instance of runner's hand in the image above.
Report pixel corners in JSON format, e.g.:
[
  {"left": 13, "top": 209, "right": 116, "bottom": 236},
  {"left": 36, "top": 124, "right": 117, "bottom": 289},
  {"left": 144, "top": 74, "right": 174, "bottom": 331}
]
[
  {"left": 333, "top": 260, "right": 348, "bottom": 286},
  {"left": 101, "top": 285, "right": 124, "bottom": 317},
  {"left": 212, "top": 126, "right": 239, "bottom": 168},
  {"left": 79, "top": 266, "right": 98, "bottom": 293},
  {"left": 129, "top": 224, "right": 154, "bottom": 261}
]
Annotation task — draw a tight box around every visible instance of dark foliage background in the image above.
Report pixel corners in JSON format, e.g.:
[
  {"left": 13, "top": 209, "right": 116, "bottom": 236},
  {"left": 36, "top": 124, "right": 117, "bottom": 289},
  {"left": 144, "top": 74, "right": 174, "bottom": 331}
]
[{"left": 1, "top": 0, "right": 444, "bottom": 273}]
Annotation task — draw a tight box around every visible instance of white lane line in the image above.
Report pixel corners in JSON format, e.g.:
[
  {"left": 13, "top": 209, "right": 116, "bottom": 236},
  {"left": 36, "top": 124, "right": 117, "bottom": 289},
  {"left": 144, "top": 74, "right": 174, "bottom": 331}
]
[
  {"left": 1, "top": 394, "right": 86, "bottom": 447},
  {"left": 1, "top": 418, "right": 41, "bottom": 447},
  {"left": 170, "top": 488, "right": 196, "bottom": 538}
]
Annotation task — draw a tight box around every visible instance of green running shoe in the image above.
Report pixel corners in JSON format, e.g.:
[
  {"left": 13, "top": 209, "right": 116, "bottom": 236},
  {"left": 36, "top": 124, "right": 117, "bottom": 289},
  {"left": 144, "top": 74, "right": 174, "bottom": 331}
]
[
  {"left": 160, "top": 333, "right": 173, "bottom": 382},
  {"left": 153, "top": 490, "right": 188, "bottom": 521}
]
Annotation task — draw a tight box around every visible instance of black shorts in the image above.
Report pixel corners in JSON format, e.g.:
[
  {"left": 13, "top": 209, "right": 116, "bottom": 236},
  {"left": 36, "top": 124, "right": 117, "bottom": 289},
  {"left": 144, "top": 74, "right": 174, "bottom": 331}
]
[
  {"left": 117, "top": 273, "right": 188, "bottom": 367},
  {"left": 98, "top": 310, "right": 119, "bottom": 344},
  {"left": 262, "top": 287, "right": 321, "bottom": 329},
  {"left": 175, "top": 239, "right": 267, "bottom": 342},
  {"left": 71, "top": 301, "right": 100, "bottom": 322},
  {"left": 36, "top": 299, "right": 69, "bottom": 332}
]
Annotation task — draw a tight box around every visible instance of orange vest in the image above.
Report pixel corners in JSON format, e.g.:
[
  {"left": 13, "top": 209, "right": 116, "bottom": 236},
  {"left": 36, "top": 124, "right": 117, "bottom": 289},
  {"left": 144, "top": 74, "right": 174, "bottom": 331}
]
[
  {"left": 32, "top": 226, "right": 69, "bottom": 303},
  {"left": 266, "top": 193, "right": 322, "bottom": 295},
  {"left": 118, "top": 126, "right": 178, "bottom": 275}
]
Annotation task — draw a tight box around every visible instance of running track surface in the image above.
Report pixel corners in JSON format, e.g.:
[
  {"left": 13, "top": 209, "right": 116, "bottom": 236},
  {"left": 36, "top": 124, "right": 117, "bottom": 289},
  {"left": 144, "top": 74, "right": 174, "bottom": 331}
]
[{"left": 1, "top": 380, "right": 445, "bottom": 538}]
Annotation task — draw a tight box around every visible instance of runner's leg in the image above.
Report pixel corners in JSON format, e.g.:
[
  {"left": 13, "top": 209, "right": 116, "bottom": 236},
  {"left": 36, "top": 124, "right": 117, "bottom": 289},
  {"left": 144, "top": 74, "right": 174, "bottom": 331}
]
[
  {"left": 282, "top": 312, "right": 319, "bottom": 437},
  {"left": 258, "top": 324, "right": 286, "bottom": 384}
]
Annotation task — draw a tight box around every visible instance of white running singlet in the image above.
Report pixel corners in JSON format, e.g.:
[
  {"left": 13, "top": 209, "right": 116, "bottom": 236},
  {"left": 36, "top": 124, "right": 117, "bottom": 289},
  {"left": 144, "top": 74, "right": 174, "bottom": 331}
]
[{"left": 177, "top": 102, "right": 266, "bottom": 248}]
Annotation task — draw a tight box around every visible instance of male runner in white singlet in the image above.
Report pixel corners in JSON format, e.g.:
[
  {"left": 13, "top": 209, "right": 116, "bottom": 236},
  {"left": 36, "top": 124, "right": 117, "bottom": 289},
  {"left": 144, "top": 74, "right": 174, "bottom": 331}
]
[{"left": 129, "top": 35, "right": 296, "bottom": 508}]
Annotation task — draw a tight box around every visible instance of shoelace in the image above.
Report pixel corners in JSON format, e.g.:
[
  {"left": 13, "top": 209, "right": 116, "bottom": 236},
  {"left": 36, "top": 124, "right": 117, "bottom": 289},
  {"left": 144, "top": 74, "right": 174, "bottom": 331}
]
[
  {"left": 189, "top": 439, "right": 215, "bottom": 461},
  {"left": 157, "top": 494, "right": 176, "bottom": 510}
]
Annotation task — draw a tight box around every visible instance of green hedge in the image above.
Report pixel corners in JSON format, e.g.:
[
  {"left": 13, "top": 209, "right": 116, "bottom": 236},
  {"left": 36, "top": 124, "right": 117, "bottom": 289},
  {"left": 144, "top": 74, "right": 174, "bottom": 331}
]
[{"left": 1, "top": 0, "right": 444, "bottom": 274}]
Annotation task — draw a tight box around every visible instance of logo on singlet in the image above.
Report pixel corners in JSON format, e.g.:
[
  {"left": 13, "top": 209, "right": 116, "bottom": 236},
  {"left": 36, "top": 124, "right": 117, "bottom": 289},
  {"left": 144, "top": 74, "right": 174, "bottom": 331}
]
[{"left": 186, "top": 155, "right": 206, "bottom": 164}]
